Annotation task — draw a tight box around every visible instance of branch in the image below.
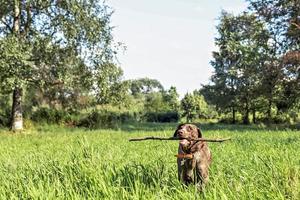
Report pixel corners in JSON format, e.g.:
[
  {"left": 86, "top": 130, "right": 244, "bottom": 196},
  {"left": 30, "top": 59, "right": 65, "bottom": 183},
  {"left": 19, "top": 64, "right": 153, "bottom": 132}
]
[
  {"left": 21, "top": 1, "right": 32, "bottom": 37},
  {"left": 1, "top": 18, "right": 13, "bottom": 33},
  {"left": 129, "top": 137, "right": 231, "bottom": 142},
  {"left": 291, "top": 22, "right": 300, "bottom": 30}
]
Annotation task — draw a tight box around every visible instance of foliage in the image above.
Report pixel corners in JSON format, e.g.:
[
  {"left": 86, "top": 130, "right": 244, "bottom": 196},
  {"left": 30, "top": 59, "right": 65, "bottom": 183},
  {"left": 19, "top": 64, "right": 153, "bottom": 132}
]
[
  {"left": 127, "top": 78, "right": 164, "bottom": 96},
  {"left": 0, "top": 0, "right": 123, "bottom": 130},
  {"left": 78, "top": 108, "right": 138, "bottom": 129},
  {"left": 247, "top": 0, "right": 300, "bottom": 110},
  {"left": 181, "top": 91, "right": 215, "bottom": 122},
  {"left": 204, "top": 11, "right": 271, "bottom": 124},
  {"left": 31, "top": 107, "right": 72, "bottom": 124},
  {"left": 0, "top": 94, "right": 11, "bottom": 127},
  {"left": 203, "top": 3, "right": 300, "bottom": 124},
  {"left": 143, "top": 111, "right": 180, "bottom": 123},
  {"left": 162, "top": 86, "right": 180, "bottom": 111},
  {"left": 181, "top": 93, "right": 198, "bottom": 122}
]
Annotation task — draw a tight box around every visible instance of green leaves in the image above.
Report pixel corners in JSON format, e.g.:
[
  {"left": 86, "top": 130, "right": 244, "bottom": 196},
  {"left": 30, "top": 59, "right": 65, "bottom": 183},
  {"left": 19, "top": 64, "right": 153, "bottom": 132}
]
[
  {"left": 181, "top": 92, "right": 210, "bottom": 122},
  {"left": 0, "top": 0, "right": 125, "bottom": 111},
  {"left": 0, "top": 36, "right": 33, "bottom": 91},
  {"left": 203, "top": 1, "right": 300, "bottom": 123}
]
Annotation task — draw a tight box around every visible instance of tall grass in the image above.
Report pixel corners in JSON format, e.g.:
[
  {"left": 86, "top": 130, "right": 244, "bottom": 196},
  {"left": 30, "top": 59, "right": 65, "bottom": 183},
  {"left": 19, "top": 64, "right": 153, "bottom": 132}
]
[{"left": 0, "top": 124, "right": 299, "bottom": 199}]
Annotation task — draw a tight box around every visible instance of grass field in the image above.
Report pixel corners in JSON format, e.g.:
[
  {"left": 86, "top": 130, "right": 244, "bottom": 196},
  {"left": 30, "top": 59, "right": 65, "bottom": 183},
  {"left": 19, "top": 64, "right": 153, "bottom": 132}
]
[{"left": 0, "top": 123, "right": 299, "bottom": 199}]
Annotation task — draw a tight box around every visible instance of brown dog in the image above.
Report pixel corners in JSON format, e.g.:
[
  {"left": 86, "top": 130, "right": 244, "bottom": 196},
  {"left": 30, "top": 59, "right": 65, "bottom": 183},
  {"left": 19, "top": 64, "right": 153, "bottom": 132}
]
[{"left": 173, "top": 123, "right": 212, "bottom": 189}]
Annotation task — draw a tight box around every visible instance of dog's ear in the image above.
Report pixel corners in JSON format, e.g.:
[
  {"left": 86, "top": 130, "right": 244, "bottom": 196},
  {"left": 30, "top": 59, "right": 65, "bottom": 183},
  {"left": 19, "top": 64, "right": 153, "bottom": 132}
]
[
  {"left": 197, "top": 127, "right": 202, "bottom": 138},
  {"left": 173, "top": 123, "right": 184, "bottom": 138},
  {"left": 173, "top": 130, "right": 178, "bottom": 138},
  {"left": 173, "top": 125, "right": 180, "bottom": 138}
]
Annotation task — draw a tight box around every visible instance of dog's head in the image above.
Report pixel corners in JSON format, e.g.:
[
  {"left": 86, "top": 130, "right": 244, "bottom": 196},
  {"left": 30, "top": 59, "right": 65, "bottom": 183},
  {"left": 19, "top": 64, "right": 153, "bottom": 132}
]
[{"left": 173, "top": 123, "right": 202, "bottom": 150}]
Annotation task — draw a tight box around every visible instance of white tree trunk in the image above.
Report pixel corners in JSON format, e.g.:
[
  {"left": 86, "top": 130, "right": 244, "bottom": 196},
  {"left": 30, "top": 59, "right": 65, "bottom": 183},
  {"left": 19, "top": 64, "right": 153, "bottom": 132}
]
[
  {"left": 10, "top": 0, "right": 23, "bottom": 131},
  {"left": 11, "top": 87, "right": 23, "bottom": 131}
]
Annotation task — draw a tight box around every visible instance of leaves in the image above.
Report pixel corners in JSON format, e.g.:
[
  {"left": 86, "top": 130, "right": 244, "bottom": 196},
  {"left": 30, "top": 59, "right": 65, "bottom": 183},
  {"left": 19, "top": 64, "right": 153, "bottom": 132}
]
[
  {"left": 0, "top": 0, "right": 124, "bottom": 110},
  {"left": 0, "top": 36, "right": 33, "bottom": 91}
]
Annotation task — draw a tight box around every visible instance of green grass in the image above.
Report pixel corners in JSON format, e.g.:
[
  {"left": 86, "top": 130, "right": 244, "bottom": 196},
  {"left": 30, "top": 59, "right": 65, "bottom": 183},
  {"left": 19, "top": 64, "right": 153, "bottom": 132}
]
[{"left": 0, "top": 123, "right": 299, "bottom": 199}]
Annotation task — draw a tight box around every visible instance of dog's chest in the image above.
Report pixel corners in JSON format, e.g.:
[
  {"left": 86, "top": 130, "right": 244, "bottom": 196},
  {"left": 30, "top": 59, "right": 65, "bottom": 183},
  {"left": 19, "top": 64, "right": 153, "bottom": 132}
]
[{"left": 180, "top": 152, "right": 201, "bottom": 168}]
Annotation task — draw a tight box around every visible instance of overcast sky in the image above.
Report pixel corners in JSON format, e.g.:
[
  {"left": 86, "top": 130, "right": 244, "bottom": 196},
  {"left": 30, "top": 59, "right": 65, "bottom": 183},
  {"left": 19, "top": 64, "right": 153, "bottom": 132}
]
[{"left": 107, "top": 0, "right": 248, "bottom": 96}]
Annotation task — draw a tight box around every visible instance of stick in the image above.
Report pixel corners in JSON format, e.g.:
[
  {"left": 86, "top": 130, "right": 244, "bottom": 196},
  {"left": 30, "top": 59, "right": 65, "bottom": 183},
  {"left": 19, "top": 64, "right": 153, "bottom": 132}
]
[{"left": 129, "top": 136, "right": 231, "bottom": 142}]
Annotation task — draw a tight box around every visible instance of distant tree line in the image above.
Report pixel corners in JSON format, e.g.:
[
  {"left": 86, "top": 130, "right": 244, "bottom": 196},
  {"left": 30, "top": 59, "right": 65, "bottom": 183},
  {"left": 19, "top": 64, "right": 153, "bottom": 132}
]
[
  {"left": 201, "top": 0, "right": 299, "bottom": 124},
  {"left": 0, "top": 0, "right": 299, "bottom": 130}
]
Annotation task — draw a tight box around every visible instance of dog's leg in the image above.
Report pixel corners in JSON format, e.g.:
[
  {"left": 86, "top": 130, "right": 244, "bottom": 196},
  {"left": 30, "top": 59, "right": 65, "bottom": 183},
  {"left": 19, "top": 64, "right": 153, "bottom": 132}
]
[
  {"left": 194, "top": 152, "right": 209, "bottom": 190},
  {"left": 196, "top": 162, "right": 209, "bottom": 186},
  {"left": 177, "top": 146, "right": 185, "bottom": 181},
  {"left": 177, "top": 158, "right": 184, "bottom": 181},
  {"left": 185, "top": 159, "right": 194, "bottom": 184}
]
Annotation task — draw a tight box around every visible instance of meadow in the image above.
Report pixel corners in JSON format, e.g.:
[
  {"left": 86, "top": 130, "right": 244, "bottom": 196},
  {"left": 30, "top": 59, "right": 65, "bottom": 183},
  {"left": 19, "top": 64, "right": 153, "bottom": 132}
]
[{"left": 0, "top": 123, "right": 299, "bottom": 199}]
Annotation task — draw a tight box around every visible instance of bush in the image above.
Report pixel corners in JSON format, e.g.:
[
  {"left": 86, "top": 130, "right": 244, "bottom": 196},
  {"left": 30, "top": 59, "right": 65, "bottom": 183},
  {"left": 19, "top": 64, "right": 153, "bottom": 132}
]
[
  {"left": 0, "top": 108, "right": 11, "bottom": 127},
  {"left": 143, "top": 111, "right": 179, "bottom": 123},
  {"left": 218, "top": 118, "right": 235, "bottom": 124},
  {"left": 78, "top": 110, "right": 137, "bottom": 129},
  {"left": 31, "top": 107, "right": 72, "bottom": 124},
  {"left": 23, "top": 119, "right": 35, "bottom": 130}
]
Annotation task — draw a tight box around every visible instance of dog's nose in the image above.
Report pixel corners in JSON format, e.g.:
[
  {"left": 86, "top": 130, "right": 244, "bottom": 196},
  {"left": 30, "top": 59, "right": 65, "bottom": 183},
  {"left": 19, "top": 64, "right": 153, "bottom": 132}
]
[{"left": 177, "top": 130, "right": 184, "bottom": 136}]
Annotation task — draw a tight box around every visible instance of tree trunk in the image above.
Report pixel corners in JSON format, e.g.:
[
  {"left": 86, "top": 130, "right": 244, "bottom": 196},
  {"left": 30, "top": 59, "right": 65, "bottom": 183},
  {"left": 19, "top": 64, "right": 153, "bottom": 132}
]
[
  {"left": 10, "top": 87, "right": 23, "bottom": 131},
  {"left": 267, "top": 98, "right": 272, "bottom": 122},
  {"left": 243, "top": 100, "right": 250, "bottom": 124},
  {"left": 232, "top": 106, "right": 236, "bottom": 124},
  {"left": 10, "top": 1, "right": 23, "bottom": 131},
  {"left": 13, "top": 0, "right": 20, "bottom": 35}
]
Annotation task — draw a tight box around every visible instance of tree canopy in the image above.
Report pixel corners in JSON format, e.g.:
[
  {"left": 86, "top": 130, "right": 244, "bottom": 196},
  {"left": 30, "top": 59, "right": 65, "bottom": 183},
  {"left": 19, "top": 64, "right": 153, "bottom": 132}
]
[
  {"left": 0, "top": 0, "right": 122, "bottom": 130},
  {"left": 202, "top": 0, "right": 299, "bottom": 124}
]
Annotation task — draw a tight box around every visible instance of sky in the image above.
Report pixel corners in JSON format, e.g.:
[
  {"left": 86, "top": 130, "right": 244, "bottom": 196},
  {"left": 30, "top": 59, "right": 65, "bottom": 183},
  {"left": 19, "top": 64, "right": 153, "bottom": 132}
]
[{"left": 107, "top": 0, "right": 248, "bottom": 97}]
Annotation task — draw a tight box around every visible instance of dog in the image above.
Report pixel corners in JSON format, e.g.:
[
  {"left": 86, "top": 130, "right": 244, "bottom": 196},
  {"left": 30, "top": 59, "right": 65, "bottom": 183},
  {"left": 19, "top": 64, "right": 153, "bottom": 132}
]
[{"left": 173, "top": 123, "right": 212, "bottom": 189}]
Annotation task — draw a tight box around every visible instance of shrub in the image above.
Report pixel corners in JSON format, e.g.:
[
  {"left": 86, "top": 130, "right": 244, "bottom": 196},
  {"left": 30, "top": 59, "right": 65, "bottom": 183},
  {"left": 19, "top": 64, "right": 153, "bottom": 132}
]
[
  {"left": 31, "top": 107, "right": 72, "bottom": 124},
  {"left": 23, "top": 119, "right": 35, "bottom": 130},
  {"left": 78, "top": 109, "right": 137, "bottom": 129},
  {"left": 143, "top": 111, "right": 179, "bottom": 123},
  {"left": 0, "top": 108, "right": 11, "bottom": 127},
  {"left": 272, "top": 114, "right": 292, "bottom": 124}
]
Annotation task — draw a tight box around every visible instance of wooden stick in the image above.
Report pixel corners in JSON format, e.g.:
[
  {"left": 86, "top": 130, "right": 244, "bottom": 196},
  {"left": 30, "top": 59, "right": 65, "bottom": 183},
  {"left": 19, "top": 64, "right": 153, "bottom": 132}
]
[{"left": 129, "top": 136, "right": 231, "bottom": 142}]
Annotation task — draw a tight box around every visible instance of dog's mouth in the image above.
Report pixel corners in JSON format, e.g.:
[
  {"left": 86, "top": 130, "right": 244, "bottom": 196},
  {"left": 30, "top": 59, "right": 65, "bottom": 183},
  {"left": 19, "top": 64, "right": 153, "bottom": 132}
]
[{"left": 179, "top": 138, "right": 190, "bottom": 147}]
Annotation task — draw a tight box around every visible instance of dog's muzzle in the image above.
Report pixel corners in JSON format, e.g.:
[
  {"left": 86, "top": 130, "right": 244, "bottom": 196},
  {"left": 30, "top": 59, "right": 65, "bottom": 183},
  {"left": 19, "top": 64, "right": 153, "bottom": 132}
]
[{"left": 179, "top": 138, "right": 190, "bottom": 146}]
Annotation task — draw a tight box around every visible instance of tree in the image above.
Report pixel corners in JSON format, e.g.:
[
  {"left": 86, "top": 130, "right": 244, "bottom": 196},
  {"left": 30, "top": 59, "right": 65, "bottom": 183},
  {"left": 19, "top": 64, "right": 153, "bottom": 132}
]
[
  {"left": 128, "top": 78, "right": 163, "bottom": 96},
  {"left": 0, "top": 0, "right": 120, "bottom": 131},
  {"left": 180, "top": 92, "right": 209, "bottom": 122},
  {"left": 144, "top": 92, "right": 165, "bottom": 113},
  {"left": 193, "top": 90, "right": 216, "bottom": 119},
  {"left": 162, "top": 86, "right": 180, "bottom": 111},
  {"left": 248, "top": 0, "right": 300, "bottom": 117},
  {"left": 181, "top": 93, "right": 197, "bottom": 122},
  {"left": 205, "top": 11, "right": 270, "bottom": 124},
  {"left": 226, "top": 13, "right": 270, "bottom": 124}
]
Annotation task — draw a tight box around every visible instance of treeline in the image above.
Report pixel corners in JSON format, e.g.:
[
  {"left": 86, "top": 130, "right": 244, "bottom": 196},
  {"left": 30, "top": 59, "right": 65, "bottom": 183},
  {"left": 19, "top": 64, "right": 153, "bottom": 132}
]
[
  {"left": 0, "top": 0, "right": 299, "bottom": 130},
  {"left": 201, "top": 0, "right": 300, "bottom": 124},
  {"left": 0, "top": 76, "right": 216, "bottom": 128}
]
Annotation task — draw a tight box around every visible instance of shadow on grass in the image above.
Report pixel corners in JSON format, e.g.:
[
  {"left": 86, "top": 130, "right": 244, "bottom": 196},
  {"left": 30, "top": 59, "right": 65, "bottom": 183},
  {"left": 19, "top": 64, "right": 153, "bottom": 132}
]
[
  {"left": 199, "top": 123, "right": 300, "bottom": 132},
  {"left": 116, "top": 122, "right": 300, "bottom": 133},
  {"left": 110, "top": 160, "right": 177, "bottom": 191},
  {"left": 20, "top": 121, "right": 299, "bottom": 134},
  {"left": 116, "top": 122, "right": 178, "bottom": 132},
  {"left": 109, "top": 161, "right": 207, "bottom": 198}
]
